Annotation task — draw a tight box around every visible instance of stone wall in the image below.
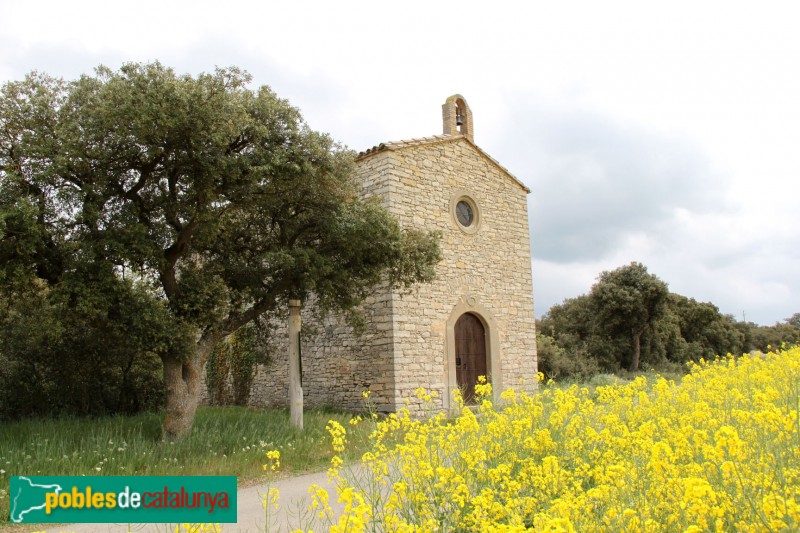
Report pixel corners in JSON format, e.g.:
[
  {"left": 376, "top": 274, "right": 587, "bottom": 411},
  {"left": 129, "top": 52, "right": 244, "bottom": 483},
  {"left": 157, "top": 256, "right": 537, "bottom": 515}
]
[
  {"left": 241, "top": 146, "right": 406, "bottom": 413},
  {"left": 370, "top": 138, "right": 538, "bottom": 412},
  {"left": 205, "top": 135, "right": 538, "bottom": 414},
  {"left": 246, "top": 290, "right": 397, "bottom": 412}
]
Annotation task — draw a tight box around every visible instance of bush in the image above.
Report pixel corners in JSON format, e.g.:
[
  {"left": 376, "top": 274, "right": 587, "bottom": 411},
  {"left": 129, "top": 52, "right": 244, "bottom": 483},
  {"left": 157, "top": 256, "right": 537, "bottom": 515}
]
[
  {"left": 0, "top": 278, "right": 166, "bottom": 419},
  {"left": 536, "top": 333, "right": 599, "bottom": 380}
]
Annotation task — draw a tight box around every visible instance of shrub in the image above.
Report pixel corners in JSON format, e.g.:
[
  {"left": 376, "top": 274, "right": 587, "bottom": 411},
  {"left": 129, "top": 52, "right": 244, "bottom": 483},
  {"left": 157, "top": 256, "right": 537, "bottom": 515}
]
[
  {"left": 0, "top": 279, "right": 166, "bottom": 419},
  {"left": 536, "top": 333, "right": 599, "bottom": 380},
  {"left": 205, "top": 322, "right": 271, "bottom": 406}
]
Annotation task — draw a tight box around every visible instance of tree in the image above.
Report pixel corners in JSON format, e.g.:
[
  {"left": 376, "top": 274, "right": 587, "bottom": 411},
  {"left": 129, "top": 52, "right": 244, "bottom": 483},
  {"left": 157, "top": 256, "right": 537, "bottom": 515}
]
[
  {"left": 590, "top": 262, "right": 669, "bottom": 371},
  {"left": 538, "top": 295, "right": 609, "bottom": 374},
  {"left": 669, "top": 294, "right": 744, "bottom": 359},
  {"left": 0, "top": 270, "right": 168, "bottom": 419},
  {"left": 747, "top": 322, "right": 800, "bottom": 352},
  {"left": 0, "top": 63, "right": 441, "bottom": 439},
  {"left": 786, "top": 313, "right": 800, "bottom": 329}
]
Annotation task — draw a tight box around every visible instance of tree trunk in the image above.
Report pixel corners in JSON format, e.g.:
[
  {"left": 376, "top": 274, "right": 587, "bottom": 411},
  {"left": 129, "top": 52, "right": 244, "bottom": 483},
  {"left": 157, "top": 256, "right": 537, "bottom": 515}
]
[
  {"left": 162, "top": 339, "right": 216, "bottom": 441},
  {"left": 629, "top": 330, "right": 642, "bottom": 372}
]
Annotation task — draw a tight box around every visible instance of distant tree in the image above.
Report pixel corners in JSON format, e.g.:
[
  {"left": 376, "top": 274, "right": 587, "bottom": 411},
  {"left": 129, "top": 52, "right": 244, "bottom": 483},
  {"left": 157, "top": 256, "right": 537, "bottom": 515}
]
[
  {"left": 539, "top": 295, "right": 595, "bottom": 340},
  {"left": 535, "top": 332, "right": 599, "bottom": 380},
  {"left": 786, "top": 313, "right": 800, "bottom": 329},
  {"left": 536, "top": 264, "right": 775, "bottom": 377},
  {"left": 0, "top": 63, "right": 441, "bottom": 439},
  {"left": 538, "top": 294, "right": 623, "bottom": 373},
  {"left": 729, "top": 314, "right": 800, "bottom": 353},
  {"left": 642, "top": 303, "right": 687, "bottom": 365},
  {"left": 669, "top": 294, "right": 744, "bottom": 359},
  {"left": 590, "top": 262, "right": 669, "bottom": 371},
  {"left": 748, "top": 322, "right": 800, "bottom": 352}
]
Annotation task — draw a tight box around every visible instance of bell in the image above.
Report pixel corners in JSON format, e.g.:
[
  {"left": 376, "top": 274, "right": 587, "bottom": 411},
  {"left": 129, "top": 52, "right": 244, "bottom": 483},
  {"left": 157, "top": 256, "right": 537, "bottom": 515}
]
[{"left": 456, "top": 113, "right": 463, "bottom": 126}]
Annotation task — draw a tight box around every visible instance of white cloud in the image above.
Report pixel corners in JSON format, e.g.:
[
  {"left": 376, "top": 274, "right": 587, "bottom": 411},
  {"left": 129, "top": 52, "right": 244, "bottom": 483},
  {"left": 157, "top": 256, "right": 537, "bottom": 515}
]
[
  {"left": 2, "top": 0, "right": 799, "bottom": 325},
  {"left": 503, "top": 104, "right": 729, "bottom": 263}
]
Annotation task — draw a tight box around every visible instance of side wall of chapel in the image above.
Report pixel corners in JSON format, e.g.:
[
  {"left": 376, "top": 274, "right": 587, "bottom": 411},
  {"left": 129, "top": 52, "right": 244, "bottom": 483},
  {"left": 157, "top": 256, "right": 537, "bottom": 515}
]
[{"left": 242, "top": 150, "right": 401, "bottom": 413}]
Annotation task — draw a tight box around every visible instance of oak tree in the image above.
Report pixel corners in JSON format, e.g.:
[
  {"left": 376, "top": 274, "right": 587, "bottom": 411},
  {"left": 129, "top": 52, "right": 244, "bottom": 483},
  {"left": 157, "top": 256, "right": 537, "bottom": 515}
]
[
  {"left": 590, "top": 262, "right": 669, "bottom": 371},
  {"left": 0, "top": 63, "right": 441, "bottom": 439}
]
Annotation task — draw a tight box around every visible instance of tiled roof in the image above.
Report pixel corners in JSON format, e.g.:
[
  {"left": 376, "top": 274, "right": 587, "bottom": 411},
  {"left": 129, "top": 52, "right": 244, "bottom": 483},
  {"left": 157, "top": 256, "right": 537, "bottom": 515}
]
[
  {"left": 357, "top": 134, "right": 457, "bottom": 156},
  {"left": 356, "top": 134, "right": 530, "bottom": 193}
]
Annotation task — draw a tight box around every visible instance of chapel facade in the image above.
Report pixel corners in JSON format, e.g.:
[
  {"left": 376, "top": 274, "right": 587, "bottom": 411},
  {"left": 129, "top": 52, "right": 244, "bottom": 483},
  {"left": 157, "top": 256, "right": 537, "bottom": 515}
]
[{"left": 247, "top": 95, "right": 538, "bottom": 412}]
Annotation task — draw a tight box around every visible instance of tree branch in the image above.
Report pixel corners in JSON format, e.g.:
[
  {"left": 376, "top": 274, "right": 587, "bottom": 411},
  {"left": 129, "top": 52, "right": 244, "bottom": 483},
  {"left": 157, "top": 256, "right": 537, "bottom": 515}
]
[
  {"left": 222, "top": 278, "right": 294, "bottom": 336},
  {"left": 161, "top": 218, "right": 199, "bottom": 300}
]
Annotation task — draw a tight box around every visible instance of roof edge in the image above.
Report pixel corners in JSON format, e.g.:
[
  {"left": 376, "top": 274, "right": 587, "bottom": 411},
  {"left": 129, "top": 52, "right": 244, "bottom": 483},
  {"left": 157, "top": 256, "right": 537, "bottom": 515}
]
[{"left": 356, "top": 134, "right": 530, "bottom": 193}]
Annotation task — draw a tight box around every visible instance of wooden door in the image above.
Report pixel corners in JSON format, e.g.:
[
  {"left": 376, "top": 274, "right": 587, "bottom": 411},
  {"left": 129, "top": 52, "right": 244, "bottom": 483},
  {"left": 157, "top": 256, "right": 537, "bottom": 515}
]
[{"left": 455, "top": 313, "right": 487, "bottom": 404}]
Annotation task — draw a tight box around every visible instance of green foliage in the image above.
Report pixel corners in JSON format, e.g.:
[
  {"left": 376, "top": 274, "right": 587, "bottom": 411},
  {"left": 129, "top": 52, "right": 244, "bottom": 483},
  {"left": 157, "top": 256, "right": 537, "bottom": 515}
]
[
  {"left": 539, "top": 295, "right": 624, "bottom": 373},
  {"left": 536, "top": 333, "right": 599, "bottom": 380},
  {"left": 591, "top": 263, "right": 668, "bottom": 337},
  {"left": 746, "top": 321, "right": 800, "bottom": 352},
  {"left": 205, "top": 323, "right": 271, "bottom": 406},
  {"left": 0, "top": 63, "right": 441, "bottom": 434},
  {"left": 590, "top": 262, "right": 669, "bottom": 371},
  {"left": 0, "top": 406, "right": 373, "bottom": 522},
  {"left": 536, "top": 262, "right": 786, "bottom": 379},
  {"left": 669, "top": 293, "right": 744, "bottom": 358},
  {"left": 0, "top": 274, "right": 167, "bottom": 420},
  {"left": 639, "top": 304, "right": 683, "bottom": 364}
]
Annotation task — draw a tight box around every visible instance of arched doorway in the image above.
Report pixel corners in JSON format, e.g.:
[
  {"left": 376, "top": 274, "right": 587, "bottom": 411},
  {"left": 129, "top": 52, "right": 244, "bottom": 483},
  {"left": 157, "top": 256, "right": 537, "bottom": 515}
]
[{"left": 454, "top": 313, "right": 487, "bottom": 403}]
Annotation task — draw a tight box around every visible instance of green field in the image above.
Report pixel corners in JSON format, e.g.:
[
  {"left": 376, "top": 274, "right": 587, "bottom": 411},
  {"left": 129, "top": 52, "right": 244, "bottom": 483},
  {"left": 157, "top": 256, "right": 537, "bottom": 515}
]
[{"left": 0, "top": 406, "right": 372, "bottom": 525}]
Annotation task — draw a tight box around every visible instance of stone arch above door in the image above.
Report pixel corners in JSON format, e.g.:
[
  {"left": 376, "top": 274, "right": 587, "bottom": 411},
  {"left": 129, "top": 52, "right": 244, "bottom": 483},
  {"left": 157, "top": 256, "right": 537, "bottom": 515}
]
[{"left": 444, "top": 298, "right": 502, "bottom": 411}]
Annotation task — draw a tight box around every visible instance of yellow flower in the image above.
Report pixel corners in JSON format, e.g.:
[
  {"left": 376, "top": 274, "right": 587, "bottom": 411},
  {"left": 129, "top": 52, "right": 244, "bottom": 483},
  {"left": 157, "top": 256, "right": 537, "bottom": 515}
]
[
  {"left": 305, "top": 346, "right": 800, "bottom": 532},
  {"left": 263, "top": 449, "right": 281, "bottom": 471},
  {"left": 260, "top": 487, "right": 279, "bottom": 510},
  {"left": 326, "top": 420, "right": 347, "bottom": 453}
]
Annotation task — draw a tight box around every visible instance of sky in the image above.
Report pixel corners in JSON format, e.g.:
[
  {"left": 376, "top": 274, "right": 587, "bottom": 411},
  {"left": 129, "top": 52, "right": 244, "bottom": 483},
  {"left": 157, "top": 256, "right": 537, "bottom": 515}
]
[{"left": 1, "top": 0, "right": 798, "bottom": 326}]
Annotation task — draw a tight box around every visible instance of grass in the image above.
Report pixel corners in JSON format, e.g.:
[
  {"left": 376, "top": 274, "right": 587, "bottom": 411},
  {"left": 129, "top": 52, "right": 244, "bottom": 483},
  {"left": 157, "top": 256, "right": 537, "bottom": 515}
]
[
  {"left": 0, "top": 367, "right": 691, "bottom": 528},
  {"left": 0, "top": 406, "right": 372, "bottom": 525},
  {"left": 544, "top": 366, "right": 689, "bottom": 394}
]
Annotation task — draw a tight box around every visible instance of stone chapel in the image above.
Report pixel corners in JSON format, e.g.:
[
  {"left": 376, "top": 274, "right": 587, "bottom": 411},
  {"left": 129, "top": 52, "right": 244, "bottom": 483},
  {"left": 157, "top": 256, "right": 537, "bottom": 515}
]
[{"left": 247, "top": 95, "right": 538, "bottom": 413}]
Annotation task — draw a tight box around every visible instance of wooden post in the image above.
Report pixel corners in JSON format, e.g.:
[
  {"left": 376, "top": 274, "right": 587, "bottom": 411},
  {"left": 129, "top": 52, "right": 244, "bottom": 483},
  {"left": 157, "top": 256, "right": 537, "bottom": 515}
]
[{"left": 288, "top": 299, "right": 303, "bottom": 430}]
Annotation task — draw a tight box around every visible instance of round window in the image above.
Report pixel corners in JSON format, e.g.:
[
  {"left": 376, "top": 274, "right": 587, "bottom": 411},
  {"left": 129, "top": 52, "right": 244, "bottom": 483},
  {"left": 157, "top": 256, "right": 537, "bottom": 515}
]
[
  {"left": 456, "top": 200, "right": 474, "bottom": 227},
  {"left": 450, "top": 192, "right": 481, "bottom": 234}
]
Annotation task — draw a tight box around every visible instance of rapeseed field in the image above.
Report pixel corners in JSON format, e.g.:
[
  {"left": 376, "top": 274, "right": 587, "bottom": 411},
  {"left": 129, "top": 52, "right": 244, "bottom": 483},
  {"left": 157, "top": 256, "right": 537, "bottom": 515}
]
[{"left": 304, "top": 346, "right": 799, "bottom": 532}]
